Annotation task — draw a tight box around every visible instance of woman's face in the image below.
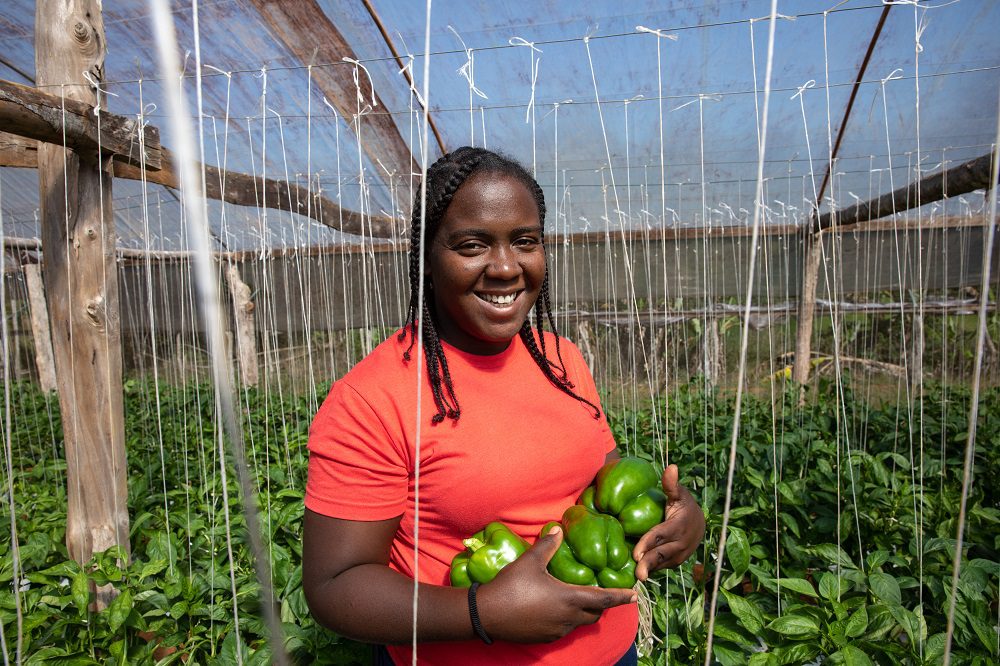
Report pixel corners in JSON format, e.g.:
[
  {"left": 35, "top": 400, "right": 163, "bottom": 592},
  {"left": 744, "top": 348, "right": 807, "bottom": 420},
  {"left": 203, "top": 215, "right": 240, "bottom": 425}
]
[{"left": 426, "top": 171, "right": 546, "bottom": 355}]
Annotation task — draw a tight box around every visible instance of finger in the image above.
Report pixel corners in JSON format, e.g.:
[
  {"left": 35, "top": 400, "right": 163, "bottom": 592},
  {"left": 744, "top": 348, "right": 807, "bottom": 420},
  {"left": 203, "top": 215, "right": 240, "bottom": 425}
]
[
  {"left": 530, "top": 524, "right": 564, "bottom": 566},
  {"left": 632, "top": 520, "right": 685, "bottom": 561},
  {"left": 635, "top": 543, "right": 690, "bottom": 580},
  {"left": 573, "top": 586, "right": 638, "bottom": 612},
  {"left": 661, "top": 463, "right": 682, "bottom": 501}
]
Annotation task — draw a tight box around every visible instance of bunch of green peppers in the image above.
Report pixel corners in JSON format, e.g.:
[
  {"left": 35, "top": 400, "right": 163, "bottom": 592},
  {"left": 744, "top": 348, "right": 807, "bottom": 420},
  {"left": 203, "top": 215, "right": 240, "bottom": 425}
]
[{"left": 448, "top": 457, "right": 665, "bottom": 590}]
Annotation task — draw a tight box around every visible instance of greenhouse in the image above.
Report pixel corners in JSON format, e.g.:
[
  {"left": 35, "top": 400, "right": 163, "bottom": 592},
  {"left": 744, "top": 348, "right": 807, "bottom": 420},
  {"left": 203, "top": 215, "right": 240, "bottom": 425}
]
[{"left": 0, "top": 0, "right": 998, "bottom": 663}]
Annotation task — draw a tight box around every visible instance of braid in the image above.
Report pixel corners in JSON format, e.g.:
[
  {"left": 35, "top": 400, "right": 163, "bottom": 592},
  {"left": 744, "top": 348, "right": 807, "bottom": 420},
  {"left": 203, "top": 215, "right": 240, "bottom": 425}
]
[
  {"left": 420, "top": 300, "right": 461, "bottom": 423},
  {"left": 403, "top": 147, "right": 597, "bottom": 423}
]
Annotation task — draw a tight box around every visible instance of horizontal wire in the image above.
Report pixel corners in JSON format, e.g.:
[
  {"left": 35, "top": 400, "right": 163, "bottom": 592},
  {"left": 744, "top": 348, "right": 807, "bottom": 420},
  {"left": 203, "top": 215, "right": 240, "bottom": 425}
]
[
  {"left": 29, "top": 3, "right": 890, "bottom": 89},
  {"left": 132, "top": 64, "right": 1000, "bottom": 121}
]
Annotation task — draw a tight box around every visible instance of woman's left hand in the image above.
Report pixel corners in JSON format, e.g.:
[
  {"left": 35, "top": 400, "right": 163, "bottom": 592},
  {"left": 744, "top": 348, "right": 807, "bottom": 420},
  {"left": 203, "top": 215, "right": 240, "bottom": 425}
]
[{"left": 632, "top": 464, "right": 705, "bottom": 581}]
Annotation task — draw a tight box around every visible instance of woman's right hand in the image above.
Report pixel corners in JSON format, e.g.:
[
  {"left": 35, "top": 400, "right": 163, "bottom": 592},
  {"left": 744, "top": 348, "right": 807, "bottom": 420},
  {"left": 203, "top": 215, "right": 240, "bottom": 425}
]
[{"left": 474, "top": 526, "right": 637, "bottom": 643}]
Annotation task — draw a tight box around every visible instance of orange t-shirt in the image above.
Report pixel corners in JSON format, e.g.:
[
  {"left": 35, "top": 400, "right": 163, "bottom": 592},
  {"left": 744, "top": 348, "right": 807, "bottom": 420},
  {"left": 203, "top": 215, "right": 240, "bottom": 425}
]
[{"left": 306, "top": 329, "right": 638, "bottom": 665}]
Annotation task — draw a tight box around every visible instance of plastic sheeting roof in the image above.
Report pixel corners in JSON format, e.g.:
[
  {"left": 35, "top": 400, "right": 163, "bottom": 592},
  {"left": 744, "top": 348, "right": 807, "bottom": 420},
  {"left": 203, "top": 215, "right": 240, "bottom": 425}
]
[{"left": 1, "top": 0, "right": 998, "bottom": 250}]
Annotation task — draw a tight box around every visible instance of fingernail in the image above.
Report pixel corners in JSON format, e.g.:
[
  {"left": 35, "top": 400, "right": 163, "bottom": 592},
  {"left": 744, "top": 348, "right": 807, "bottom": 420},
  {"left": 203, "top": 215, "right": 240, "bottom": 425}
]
[
  {"left": 630, "top": 594, "right": 638, "bottom": 603},
  {"left": 550, "top": 526, "right": 561, "bottom": 536}
]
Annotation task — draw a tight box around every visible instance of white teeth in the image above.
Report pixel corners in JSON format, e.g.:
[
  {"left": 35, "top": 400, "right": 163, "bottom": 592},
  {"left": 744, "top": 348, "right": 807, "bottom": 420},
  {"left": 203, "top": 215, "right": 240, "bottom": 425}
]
[{"left": 480, "top": 292, "right": 517, "bottom": 306}]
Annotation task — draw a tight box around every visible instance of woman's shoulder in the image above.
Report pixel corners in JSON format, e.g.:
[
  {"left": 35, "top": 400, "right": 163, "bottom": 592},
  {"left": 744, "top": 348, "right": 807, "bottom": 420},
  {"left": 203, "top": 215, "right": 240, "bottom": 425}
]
[
  {"left": 337, "top": 328, "right": 416, "bottom": 388},
  {"left": 532, "top": 328, "right": 584, "bottom": 361}
]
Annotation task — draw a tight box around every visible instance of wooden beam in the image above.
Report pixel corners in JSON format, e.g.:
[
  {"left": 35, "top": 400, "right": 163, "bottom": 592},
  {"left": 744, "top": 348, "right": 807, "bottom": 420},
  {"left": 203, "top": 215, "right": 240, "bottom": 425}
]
[
  {"left": 0, "top": 78, "right": 161, "bottom": 170},
  {"left": 816, "top": 153, "right": 997, "bottom": 230},
  {"left": 248, "top": 0, "right": 418, "bottom": 179},
  {"left": 0, "top": 130, "right": 39, "bottom": 167},
  {"left": 114, "top": 147, "right": 399, "bottom": 238},
  {"left": 1, "top": 132, "right": 400, "bottom": 239},
  {"left": 36, "top": 0, "right": 130, "bottom": 597}
]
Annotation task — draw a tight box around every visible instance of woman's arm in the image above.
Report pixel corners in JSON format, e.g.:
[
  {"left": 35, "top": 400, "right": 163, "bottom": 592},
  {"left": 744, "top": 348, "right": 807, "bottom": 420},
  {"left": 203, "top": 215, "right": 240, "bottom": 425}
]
[{"left": 302, "top": 509, "right": 637, "bottom": 645}]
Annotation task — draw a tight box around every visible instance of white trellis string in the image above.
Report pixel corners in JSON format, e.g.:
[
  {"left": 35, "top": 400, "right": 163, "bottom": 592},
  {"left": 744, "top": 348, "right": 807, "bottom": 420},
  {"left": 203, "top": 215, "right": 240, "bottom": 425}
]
[
  {"left": 636, "top": 25, "right": 678, "bottom": 478},
  {"left": 342, "top": 57, "right": 379, "bottom": 111},
  {"left": 148, "top": 2, "right": 288, "bottom": 664},
  {"left": 412, "top": 2, "right": 433, "bottom": 661},
  {"left": 942, "top": 92, "right": 1000, "bottom": 666},
  {"left": 510, "top": 36, "right": 543, "bottom": 176},
  {"left": 447, "top": 26, "right": 488, "bottom": 146},
  {"left": 703, "top": 2, "right": 778, "bottom": 662}
]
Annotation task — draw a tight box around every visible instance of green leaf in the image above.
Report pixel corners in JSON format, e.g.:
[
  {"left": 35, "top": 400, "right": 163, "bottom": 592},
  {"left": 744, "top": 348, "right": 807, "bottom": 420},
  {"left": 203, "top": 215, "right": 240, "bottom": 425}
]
[
  {"left": 868, "top": 572, "right": 901, "bottom": 606},
  {"left": 712, "top": 613, "right": 755, "bottom": 647},
  {"left": 722, "top": 589, "right": 765, "bottom": 634},
  {"left": 812, "top": 543, "right": 857, "bottom": 570},
  {"left": 969, "top": 614, "right": 998, "bottom": 655},
  {"left": 712, "top": 643, "right": 748, "bottom": 666},
  {"left": 844, "top": 605, "right": 868, "bottom": 638},
  {"left": 71, "top": 571, "right": 90, "bottom": 615},
  {"left": 774, "top": 577, "right": 818, "bottom": 598},
  {"left": 888, "top": 605, "right": 919, "bottom": 646},
  {"left": 818, "top": 572, "right": 848, "bottom": 600},
  {"left": 767, "top": 613, "right": 820, "bottom": 637},
  {"left": 774, "top": 642, "right": 820, "bottom": 665},
  {"left": 924, "top": 632, "right": 947, "bottom": 660},
  {"left": 866, "top": 550, "right": 889, "bottom": 570},
  {"left": 726, "top": 527, "right": 750, "bottom": 578},
  {"left": 837, "top": 644, "right": 874, "bottom": 666},
  {"left": 107, "top": 588, "right": 132, "bottom": 633},
  {"left": 864, "top": 604, "right": 896, "bottom": 641},
  {"left": 747, "top": 653, "right": 775, "bottom": 666},
  {"left": 139, "top": 560, "right": 169, "bottom": 581}
]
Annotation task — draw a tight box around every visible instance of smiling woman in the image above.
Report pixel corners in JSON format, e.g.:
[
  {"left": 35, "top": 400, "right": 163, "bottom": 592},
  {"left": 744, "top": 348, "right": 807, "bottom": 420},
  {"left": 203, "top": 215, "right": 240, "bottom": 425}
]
[
  {"left": 301, "top": 147, "right": 705, "bottom": 665},
  {"left": 427, "top": 171, "right": 546, "bottom": 355}
]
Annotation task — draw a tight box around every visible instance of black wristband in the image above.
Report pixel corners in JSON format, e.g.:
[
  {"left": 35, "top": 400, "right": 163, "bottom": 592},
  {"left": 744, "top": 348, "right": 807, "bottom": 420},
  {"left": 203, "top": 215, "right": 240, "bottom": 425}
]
[{"left": 468, "top": 582, "right": 493, "bottom": 645}]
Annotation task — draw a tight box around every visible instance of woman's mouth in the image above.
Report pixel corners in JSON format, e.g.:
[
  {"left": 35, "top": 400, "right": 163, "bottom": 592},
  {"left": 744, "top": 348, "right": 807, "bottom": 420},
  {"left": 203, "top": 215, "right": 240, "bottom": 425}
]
[{"left": 476, "top": 290, "right": 521, "bottom": 308}]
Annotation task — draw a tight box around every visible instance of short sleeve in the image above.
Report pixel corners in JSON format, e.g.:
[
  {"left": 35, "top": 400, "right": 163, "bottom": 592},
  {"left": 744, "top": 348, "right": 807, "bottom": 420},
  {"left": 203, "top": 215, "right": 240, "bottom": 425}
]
[{"left": 305, "top": 381, "right": 408, "bottom": 520}]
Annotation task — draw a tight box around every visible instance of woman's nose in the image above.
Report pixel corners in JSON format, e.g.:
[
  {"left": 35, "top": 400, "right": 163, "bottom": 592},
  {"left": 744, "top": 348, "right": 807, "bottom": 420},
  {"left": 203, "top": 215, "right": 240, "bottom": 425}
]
[{"left": 485, "top": 247, "right": 521, "bottom": 279}]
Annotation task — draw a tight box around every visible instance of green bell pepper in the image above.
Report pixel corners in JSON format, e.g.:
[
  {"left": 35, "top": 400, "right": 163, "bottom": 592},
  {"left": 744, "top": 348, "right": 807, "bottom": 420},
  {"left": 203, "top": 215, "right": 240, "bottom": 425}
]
[
  {"left": 594, "top": 456, "right": 667, "bottom": 537},
  {"left": 449, "top": 522, "right": 529, "bottom": 587},
  {"left": 541, "top": 505, "right": 636, "bottom": 589}
]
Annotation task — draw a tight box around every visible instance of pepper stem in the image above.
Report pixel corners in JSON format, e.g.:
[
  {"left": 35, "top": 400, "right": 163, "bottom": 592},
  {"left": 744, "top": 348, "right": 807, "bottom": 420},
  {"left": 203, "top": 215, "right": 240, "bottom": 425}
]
[{"left": 463, "top": 537, "right": 485, "bottom": 552}]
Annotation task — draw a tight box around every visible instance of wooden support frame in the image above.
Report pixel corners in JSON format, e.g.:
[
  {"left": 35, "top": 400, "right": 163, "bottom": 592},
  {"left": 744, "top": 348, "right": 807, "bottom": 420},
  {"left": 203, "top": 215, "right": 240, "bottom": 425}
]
[
  {"left": 35, "top": 0, "right": 130, "bottom": 601},
  {"left": 0, "top": 78, "right": 161, "bottom": 169},
  {"left": 815, "top": 153, "right": 998, "bottom": 231},
  {"left": 0, "top": 128, "right": 399, "bottom": 239}
]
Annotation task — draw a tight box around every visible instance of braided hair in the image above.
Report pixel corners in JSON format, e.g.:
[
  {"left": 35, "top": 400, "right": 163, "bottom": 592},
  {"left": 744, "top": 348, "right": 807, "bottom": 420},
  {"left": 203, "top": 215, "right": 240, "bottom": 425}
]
[{"left": 399, "top": 146, "right": 601, "bottom": 423}]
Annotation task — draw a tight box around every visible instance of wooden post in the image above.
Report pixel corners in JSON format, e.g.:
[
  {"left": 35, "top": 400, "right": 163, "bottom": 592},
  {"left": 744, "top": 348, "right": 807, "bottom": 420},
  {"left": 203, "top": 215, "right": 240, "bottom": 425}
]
[
  {"left": 22, "top": 263, "right": 57, "bottom": 392},
  {"left": 35, "top": 0, "right": 130, "bottom": 590},
  {"left": 225, "top": 263, "right": 258, "bottom": 387},
  {"left": 793, "top": 229, "right": 824, "bottom": 389}
]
